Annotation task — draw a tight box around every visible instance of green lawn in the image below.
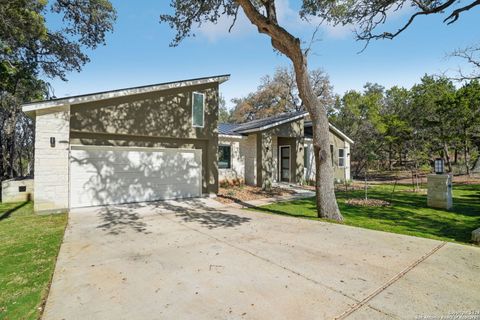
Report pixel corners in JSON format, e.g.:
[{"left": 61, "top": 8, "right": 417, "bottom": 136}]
[
  {"left": 250, "top": 184, "right": 480, "bottom": 244},
  {"left": 0, "top": 202, "right": 67, "bottom": 320}
]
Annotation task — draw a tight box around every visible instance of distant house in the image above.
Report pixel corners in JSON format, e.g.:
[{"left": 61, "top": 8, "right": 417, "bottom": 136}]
[
  {"left": 22, "top": 75, "right": 352, "bottom": 213},
  {"left": 218, "top": 112, "right": 353, "bottom": 188}
]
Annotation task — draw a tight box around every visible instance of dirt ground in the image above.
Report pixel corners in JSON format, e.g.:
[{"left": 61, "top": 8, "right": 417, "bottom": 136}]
[{"left": 217, "top": 185, "right": 296, "bottom": 204}]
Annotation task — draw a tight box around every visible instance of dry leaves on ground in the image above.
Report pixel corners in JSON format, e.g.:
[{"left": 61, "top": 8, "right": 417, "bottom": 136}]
[
  {"left": 217, "top": 185, "right": 296, "bottom": 204},
  {"left": 345, "top": 198, "right": 391, "bottom": 207}
]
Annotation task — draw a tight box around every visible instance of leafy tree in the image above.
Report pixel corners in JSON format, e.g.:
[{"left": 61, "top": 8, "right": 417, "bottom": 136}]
[
  {"left": 218, "top": 94, "right": 233, "bottom": 123},
  {"left": 410, "top": 76, "right": 457, "bottom": 171},
  {"left": 230, "top": 67, "right": 333, "bottom": 123},
  {"left": 332, "top": 84, "right": 387, "bottom": 177},
  {"left": 0, "top": 0, "right": 116, "bottom": 181},
  {"left": 160, "top": 1, "right": 344, "bottom": 220},
  {"left": 455, "top": 80, "right": 480, "bottom": 173}
]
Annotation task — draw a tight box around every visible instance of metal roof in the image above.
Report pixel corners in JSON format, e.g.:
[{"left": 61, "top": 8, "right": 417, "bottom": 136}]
[
  {"left": 219, "top": 112, "right": 353, "bottom": 144},
  {"left": 233, "top": 111, "right": 308, "bottom": 134},
  {"left": 218, "top": 123, "right": 243, "bottom": 136}
]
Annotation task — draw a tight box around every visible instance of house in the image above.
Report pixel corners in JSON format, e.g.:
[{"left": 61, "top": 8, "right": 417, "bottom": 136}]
[
  {"left": 22, "top": 75, "right": 352, "bottom": 213},
  {"left": 23, "top": 75, "right": 229, "bottom": 213},
  {"left": 218, "top": 112, "right": 353, "bottom": 188}
]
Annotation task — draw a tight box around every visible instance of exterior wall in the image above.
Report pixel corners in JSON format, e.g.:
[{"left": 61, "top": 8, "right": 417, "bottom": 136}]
[
  {"left": 33, "top": 106, "right": 70, "bottom": 213},
  {"left": 69, "top": 83, "right": 219, "bottom": 195},
  {"left": 218, "top": 136, "right": 245, "bottom": 183},
  {"left": 1, "top": 179, "right": 34, "bottom": 203},
  {"left": 70, "top": 83, "right": 218, "bottom": 140},
  {"left": 304, "top": 132, "right": 351, "bottom": 183},
  {"left": 256, "top": 119, "right": 304, "bottom": 187},
  {"left": 243, "top": 134, "right": 257, "bottom": 185}
]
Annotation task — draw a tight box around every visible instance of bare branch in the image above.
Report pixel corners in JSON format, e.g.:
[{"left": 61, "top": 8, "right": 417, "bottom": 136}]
[
  {"left": 443, "top": 0, "right": 480, "bottom": 24},
  {"left": 449, "top": 44, "right": 480, "bottom": 80}
]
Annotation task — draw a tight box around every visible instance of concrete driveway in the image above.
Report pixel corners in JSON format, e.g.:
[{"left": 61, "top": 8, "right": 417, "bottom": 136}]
[{"left": 43, "top": 199, "right": 480, "bottom": 320}]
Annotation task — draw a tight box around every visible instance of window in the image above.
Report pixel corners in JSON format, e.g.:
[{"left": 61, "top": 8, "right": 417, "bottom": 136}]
[
  {"left": 218, "top": 145, "right": 231, "bottom": 169},
  {"left": 330, "top": 145, "right": 334, "bottom": 166},
  {"left": 304, "top": 146, "right": 308, "bottom": 168},
  {"left": 18, "top": 186, "right": 27, "bottom": 192},
  {"left": 192, "top": 92, "right": 205, "bottom": 127},
  {"left": 338, "top": 148, "right": 345, "bottom": 167}
]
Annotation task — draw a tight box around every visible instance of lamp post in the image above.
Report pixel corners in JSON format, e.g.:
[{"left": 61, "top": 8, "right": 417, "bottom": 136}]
[
  {"left": 434, "top": 158, "right": 444, "bottom": 175},
  {"left": 428, "top": 157, "right": 452, "bottom": 209}
]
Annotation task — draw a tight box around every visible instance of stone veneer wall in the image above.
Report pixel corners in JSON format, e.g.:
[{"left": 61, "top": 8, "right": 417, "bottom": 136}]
[
  {"left": 1, "top": 179, "right": 34, "bottom": 203},
  {"left": 243, "top": 134, "right": 257, "bottom": 186},
  {"left": 33, "top": 106, "right": 70, "bottom": 213}
]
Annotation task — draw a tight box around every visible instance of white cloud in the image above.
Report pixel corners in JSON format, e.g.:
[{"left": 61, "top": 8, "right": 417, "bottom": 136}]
[
  {"left": 194, "top": 9, "right": 254, "bottom": 42},
  {"left": 193, "top": 0, "right": 418, "bottom": 43}
]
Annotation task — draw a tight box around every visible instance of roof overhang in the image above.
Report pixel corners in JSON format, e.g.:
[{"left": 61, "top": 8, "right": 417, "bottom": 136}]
[
  {"left": 22, "top": 74, "right": 230, "bottom": 115},
  {"left": 328, "top": 123, "right": 354, "bottom": 144},
  {"left": 235, "top": 112, "right": 308, "bottom": 134},
  {"left": 304, "top": 121, "right": 354, "bottom": 144}
]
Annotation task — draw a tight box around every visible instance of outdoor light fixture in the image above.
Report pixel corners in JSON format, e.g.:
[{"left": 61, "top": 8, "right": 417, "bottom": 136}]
[
  {"left": 50, "top": 137, "right": 55, "bottom": 148},
  {"left": 434, "top": 158, "right": 444, "bottom": 174}
]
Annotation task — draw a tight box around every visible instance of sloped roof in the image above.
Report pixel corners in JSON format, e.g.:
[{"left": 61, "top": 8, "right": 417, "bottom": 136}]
[
  {"left": 233, "top": 111, "right": 307, "bottom": 134},
  {"left": 23, "top": 74, "right": 230, "bottom": 114},
  {"left": 218, "top": 123, "right": 243, "bottom": 136},
  {"left": 304, "top": 120, "right": 354, "bottom": 144},
  {"left": 219, "top": 112, "right": 354, "bottom": 144}
]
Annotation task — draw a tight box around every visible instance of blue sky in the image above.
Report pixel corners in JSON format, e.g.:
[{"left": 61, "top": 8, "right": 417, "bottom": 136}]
[{"left": 48, "top": 0, "right": 478, "bottom": 109}]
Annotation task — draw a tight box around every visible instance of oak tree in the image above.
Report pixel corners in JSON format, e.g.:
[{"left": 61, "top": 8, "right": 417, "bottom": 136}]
[{"left": 161, "top": 1, "right": 345, "bottom": 221}]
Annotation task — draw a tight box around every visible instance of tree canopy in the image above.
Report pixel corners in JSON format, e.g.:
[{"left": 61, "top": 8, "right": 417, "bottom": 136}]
[
  {"left": 0, "top": 0, "right": 116, "bottom": 180},
  {"left": 227, "top": 67, "right": 333, "bottom": 123}
]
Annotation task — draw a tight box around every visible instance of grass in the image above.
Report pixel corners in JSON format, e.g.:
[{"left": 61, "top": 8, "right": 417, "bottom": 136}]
[
  {"left": 249, "top": 183, "right": 480, "bottom": 244},
  {"left": 0, "top": 202, "right": 67, "bottom": 320}
]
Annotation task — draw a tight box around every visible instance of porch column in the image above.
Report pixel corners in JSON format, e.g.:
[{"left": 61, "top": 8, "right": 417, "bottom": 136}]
[
  {"left": 257, "top": 132, "right": 273, "bottom": 190},
  {"left": 295, "top": 136, "right": 305, "bottom": 184}
]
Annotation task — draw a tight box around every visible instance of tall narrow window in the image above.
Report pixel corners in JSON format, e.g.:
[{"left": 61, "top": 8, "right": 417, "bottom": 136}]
[
  {"left": 218, "top": 145, "right": 231, "bottom": 169},
  {"left": 330, "top": 145, "right": 334, "bottom": 166},
  {"left": 192, "top": 92, "right": 205, "bottom": 127},
  {"left": 338, "top": 148, "right": 345, "bottom": 167},
  {"left": 304, "top": 146, "right": 308, "bottom": 168}
]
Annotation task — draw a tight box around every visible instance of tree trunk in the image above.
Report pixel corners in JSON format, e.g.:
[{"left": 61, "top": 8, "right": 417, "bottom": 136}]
[
  {"left": 236, "top": 0, "right": 343, "bottom": 221},
  {"left": 0, "top": 124, "right": 3, "bottom": 182},
  {"left": 292, "top": 54, "right": 342, "bottom": 221},
  {"left": 443, "top": 143, "right": 452, "bottom": 173},
  {"left": 464, "top": 131, "right": 470, "bottom": 175}
]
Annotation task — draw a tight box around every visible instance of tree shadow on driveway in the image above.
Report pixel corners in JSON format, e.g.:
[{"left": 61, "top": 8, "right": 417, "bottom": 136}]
[
  {"left": 96, "top": 203, "right": 149, "bottom": 235},
  {"left": 150, "top": 199, "right": 252, "bottom": 229},
  {"left": 95, "top": 199, "right": 252, "bottom": 235}
]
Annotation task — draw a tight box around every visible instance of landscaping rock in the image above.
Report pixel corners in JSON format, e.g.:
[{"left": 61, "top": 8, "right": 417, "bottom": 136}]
[{"left": 472, "top": 228, "right": 480, "bottom": 245}]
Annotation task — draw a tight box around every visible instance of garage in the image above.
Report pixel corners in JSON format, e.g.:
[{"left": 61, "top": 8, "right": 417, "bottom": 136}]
[{"left": 70, "top": 146, "right": 202, "bottom": 208}]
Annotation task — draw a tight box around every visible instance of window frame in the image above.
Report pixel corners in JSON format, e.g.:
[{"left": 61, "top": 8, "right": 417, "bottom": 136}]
[
  {"left": 338, "top": 148, "right": 345, "bottom": 168},
  {"left": 192, "top": 92, "right": 205, "bottom": 128},
  {"left": 218, "top": 145, "right": 232, "bottom": 169}
]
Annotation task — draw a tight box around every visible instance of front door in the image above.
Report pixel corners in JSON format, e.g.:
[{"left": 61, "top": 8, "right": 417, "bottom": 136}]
[{"left": 279, "top": 146, "right": 291, "bottom": 182}]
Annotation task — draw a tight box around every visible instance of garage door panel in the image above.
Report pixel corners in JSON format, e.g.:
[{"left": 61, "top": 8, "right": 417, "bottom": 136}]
[{"left": 70, "top": 147, "right": 202, "bottom": 208}]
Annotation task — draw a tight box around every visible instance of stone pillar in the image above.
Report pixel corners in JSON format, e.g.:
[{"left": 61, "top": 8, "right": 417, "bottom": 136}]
[
  {"left": 257, "top": 132, "right": 273, "bottom": 190},
  {"left": 427, "top": 174, "right": 452, "bottom": 210},
  {"left": 295, "top": 137, "right": 305, "bottom": 184},
  {"left": 33, "top": 106, "right": 70, "bottom": 213}
]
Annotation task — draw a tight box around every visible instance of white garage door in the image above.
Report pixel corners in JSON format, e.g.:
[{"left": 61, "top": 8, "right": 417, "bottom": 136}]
[{"left": 70, "top": 146, "right": 202, "bottom": 208}]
